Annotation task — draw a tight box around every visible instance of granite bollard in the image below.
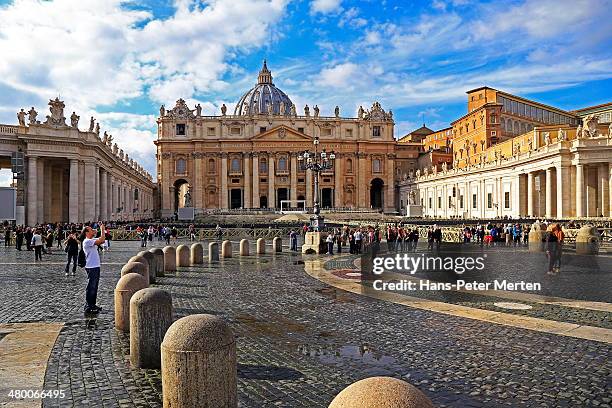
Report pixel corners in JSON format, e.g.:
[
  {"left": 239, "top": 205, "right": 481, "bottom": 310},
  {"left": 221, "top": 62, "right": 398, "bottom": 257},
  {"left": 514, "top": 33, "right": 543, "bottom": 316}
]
[
  {"left": 209, "top": 242, "right": 219, "bottom": 262},
  {"left": 272, "top": 237, "right": 282, "bottom": 253},
  {"left": 130, "top": 288, "right": 173, "bottom": 369},
  {"left": 191, "top": 243, "right": 204, "bottom": 265},
  {"left": 528, "top": 221, "right": 545, "bottom": 252},
  {"left": 161, "top": 314, "right": 237, "bottom": 408},
  {"left": 221, "top": 240, "right": 232, "bottom": 258},
  {"left": 256, "top": 238, "right": 266, "bottom": 254},
  {"left": 162, "top": 246, "right": 176, "bottom": 272},
  {"left": 114, "top": 273, "right": 148, "bottom": 332},
  {"left": 121, "top": 261, "right": 150, "bottom": 285},
  {"left": 328, "top": 376, "right": 434, "bottom": 408},
  {"left": 176, "top": 244, "right": 190, "bottom": 267},
  {"left": 576, "top": 225, "right": 600, "bottom": 255},
  {"left": 138, "top": 251, "right": 157, "bottom": 283},
  {"left": 149, "top": 248, "right": 165, "bottom": 277},
  {"left": 239, "top": 239, "right": 249, "bottom": 256}
]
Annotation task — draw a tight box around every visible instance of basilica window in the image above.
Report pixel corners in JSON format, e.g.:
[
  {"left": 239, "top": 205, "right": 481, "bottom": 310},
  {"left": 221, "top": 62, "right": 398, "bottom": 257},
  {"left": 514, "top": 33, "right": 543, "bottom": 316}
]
[
  {"left": 298, "top": 127, "right": 304, "bottom": 133},
  {"left": 345, "top": 129, "right": 353, "bottom": 137},
  {"left": 207, "top": 127, "right": 216, "bottom": 136},
  {"left": 490, "top": 114, "right": 497, "bottom": 124},
  {"left": 346, "top": 158, "right": 353, "bottom": 173},
  {"left": 176, "top": 124, "right": 186, "bottom": 136},
  {"left": 372, "top": 126, "right": 381, "bottom": 137},
  {"left": 321, "top": 128, "right": 332, "bottom": 137},
  {"left": 259, "top": 127, "right": 267, "bottom": 134},
  {"left": 260, "top": 158, "right": 268, "bottom": 173},
  {"left": 175, "top": 158, "right": 187, "bottom": 175},
  {"left": 231, "top": 158, "right": 241, "bottom": 172},
  {"left": 372, "top": 158, "right": 382, "bottom": 173},
  {"left": 278, "top": 156, "right": 288, "bottom": 171},
  {"left": 208, "top": 158, "right": 215, "bottom": 173}
]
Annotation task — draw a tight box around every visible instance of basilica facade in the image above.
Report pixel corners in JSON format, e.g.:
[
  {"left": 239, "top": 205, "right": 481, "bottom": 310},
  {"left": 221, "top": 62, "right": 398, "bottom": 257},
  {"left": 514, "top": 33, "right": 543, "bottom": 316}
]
[{"left": 155, "top": 61, "right": 400, "bottom": 217}]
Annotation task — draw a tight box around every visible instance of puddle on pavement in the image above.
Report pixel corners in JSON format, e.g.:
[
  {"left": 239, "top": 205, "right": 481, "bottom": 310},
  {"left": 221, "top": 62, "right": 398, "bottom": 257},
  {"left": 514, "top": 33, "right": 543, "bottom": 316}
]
[
  {"left": 235, "top": 313, "right": 307, "bottom": 337},
  {"left": 315, "top": 287, "right": 355, "bottom": 303},
  {"left": 297, "top": 343, "right": 397, "bottom": 367}
]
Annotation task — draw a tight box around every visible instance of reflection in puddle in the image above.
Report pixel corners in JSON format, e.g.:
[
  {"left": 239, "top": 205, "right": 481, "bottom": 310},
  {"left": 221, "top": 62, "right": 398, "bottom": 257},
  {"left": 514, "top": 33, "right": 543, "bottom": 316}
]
[
  {"left": 315, "top": 287, "right": 355, "bottom": 303},
  {"left": 297, "top": 343, "right": 397, "bottom": 366}
]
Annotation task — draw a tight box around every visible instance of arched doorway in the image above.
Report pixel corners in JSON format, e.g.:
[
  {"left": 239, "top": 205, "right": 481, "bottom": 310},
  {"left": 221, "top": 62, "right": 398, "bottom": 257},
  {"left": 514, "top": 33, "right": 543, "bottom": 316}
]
[
  {"left": 321, "top": 188, "right": 333, "bottom": 208},
  {"left": 277, "top": 188, "right": 288, "bottom": 209},
  {"left": 370, "top": 178, "right": 384, "bottom": 209},
  {"left": 230, "top": 189, "right": 242, "bottom": 209},
  {"left": 260, "top": 195, "right": 268, "bottom": 209},
  {"left": 174, "top": 179, "right": 190, "bottom": 211}
]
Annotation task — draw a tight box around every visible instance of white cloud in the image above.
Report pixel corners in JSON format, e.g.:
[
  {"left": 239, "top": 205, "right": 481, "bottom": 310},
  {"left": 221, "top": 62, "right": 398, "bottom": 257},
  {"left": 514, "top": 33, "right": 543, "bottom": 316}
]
[
  {"left": 316, "top": 63, "right": 359, "bottom": 88},
  {"left": 310, "top": 0, "right": 342, "bottom": 14}
]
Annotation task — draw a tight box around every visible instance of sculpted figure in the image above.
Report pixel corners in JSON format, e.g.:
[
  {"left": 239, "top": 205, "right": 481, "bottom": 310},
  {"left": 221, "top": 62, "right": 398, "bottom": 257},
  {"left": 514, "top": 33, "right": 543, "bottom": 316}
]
[
  {"left": 423, "top": 167, "right": 429, "bottom": 176},
  {"left": 576, "top": 123, "right": 583, "bottom": 138},
  {"left": 252, "top": 102, "right": 259, "bottom": 115},
  {"left": 408, "top": 190, "right": 416, "bottom": 205},
  {"left": 358, "top": 105, "right": 364, "bottom": 119},
  {"left": 528, "top": 138, "right": 533, "bottom": 150},
  {"left": 415, "top": 169, "right": 421, "bottom": 178},
  {"left": 95, "top": 123, "right": 100, "bottom": 135},
  {"left": 388, "top": 109, "right": 393, "bottom": 120},
  {"left": 267, "top": 102, "right": 273, "bottom": 115},
  {"left": 70, "top": 112, "right": 79, "bottom": 128},
  {"left": 196, "top": 103, "right": 202, "bottom": 116},
  {"left": 28, "top": 107, "right": 38, "bottom": 124},
  {"left": 543, "top": 132, "right": 550, "bottom": 145},
  {"left": 107, "top": 134, "right": 113, "bottom": 145},
  {"left": 280, "top": 101, "right": 285, "bottom": 115},
  {"left": 113, "top": 143, "right": 118, "bottom": 154},
  {"left": 304, "top": 104, "right": 310, "bottom": 117},
  {"left": 608, "top": 122, "right": 612, "bottom": 138},
  {"left": 441, "top": 162, "right": 447, "bottom": 172},
  {"left": 313, "top": 105, "right": 319, "bottom": 118},
  {"left": 334, "top": 105, "right": 340, "bottom": 118},
  {"left": 221, "top": 103, "right": 227, "bottom": 116},
  {"left": 160, "top": 105, "right": 165, "bottom": 117},
  {"left": 103, "top": 131, "right": 108, "bottom": 143},
  {"left": 431, "top": 165, "right": 437, "bottom": 175},
  {"left": 17, "top": 109, "right": 26, "bottom": 126},
  {"left": 89, "top": 116, "right": 95, "bottom": 132},
  {"left": 291, "top": 103, "right": 296, "bottom": 116},
  {"left": 557, "top": 128, "right": 566, "bottom": 141}
]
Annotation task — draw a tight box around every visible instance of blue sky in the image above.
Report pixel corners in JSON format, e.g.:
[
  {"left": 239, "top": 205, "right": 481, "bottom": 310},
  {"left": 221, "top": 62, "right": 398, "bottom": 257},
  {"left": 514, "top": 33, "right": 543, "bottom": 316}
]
[{"left": 0, "top": 0, "right": 611, "bottom": 184}]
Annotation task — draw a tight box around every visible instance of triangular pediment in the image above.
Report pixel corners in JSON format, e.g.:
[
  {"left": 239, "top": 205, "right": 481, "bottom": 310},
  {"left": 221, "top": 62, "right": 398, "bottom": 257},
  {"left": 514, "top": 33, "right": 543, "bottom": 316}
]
[{"left": 251, "top": 125, "right": 313, "bottom": 141}]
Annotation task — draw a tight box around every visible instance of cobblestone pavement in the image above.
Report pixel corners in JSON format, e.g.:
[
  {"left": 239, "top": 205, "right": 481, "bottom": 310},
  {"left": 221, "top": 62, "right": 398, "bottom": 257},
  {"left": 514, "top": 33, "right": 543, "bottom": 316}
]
[{"left": 0, "top": 241, "right": 610, "bottom": 407}]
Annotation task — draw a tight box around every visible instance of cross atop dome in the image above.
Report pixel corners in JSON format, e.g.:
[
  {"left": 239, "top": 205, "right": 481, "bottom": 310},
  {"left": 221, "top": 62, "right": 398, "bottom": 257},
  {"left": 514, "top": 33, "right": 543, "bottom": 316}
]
[{"left": 257, "top": 59, "right": 273, "bottom": 84}]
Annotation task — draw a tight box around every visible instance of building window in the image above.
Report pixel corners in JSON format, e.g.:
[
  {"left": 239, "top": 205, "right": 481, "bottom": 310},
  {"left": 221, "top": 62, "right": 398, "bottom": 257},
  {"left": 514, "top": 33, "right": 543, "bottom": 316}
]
[
  {"left": 490, "top": 114, "right": 497, "bottom": 123},
  {"left": 259, "top": 127, "right": 267, "bottom": 134},
  {"left": 231, "top": 158, "right": 240, "bottom": 172},
  {"left": 452, "top": 187, "right": 456, "bottom": 197},
  {"left": 278, "top": 156, "right": 288, "bottom": 171},
  {"left": 345, "top": 129, "right": 353, "bottom": 137},
  {"left": 428, "top": 197, "right": 432, "bottom": 209},
  {"left": 504, "top": 191, "right": 510, "bottom": 209},
  {"left": 321, "top": 128, "right": 332, "bottom": 137},
  {"left": 346, "top": 158, "right": 353, "bottom": 173},
  {"left": 448, "top": 196, "right": 452, "bottom": 208},
  {"left": 438, "top": 196, "right": 442, "bottom": 209},
  {"left": 372, "top": 126, "right": 381, "bottom": 137},
  {"left": 176, "top": 124, "right": 186, "bottom": 136},
  {"left": 298, "top": 127, "right": 304, "bottom": 133},
  {"left": 459, "top": 195, "right": 464, "bottom": 208},
  {"left": 487, "top": 193, "right": 493, "bottom": 209},
  {"left": 230, "top": 127, "right": 241, "bottom": 135},
  {"left": 372, "top": 159, "right": 382, "bottom": 173},
  {"left": 472, "top": 193, "right": 477, "bottom": 209},
  {"left": 175, "top": 158, "right": 186, "bottom": 174},
  {"left": 491, "top": 130, "right": 497, "bottom": 137},
  {"left": 259, "top": 158, "right": 268, "bottom": 173},
  {"left": 207, "top": 127, "right": 215, "bottom": 136},
  {"left": 208, "top": 158, "right": 215, "bottom": 173}
]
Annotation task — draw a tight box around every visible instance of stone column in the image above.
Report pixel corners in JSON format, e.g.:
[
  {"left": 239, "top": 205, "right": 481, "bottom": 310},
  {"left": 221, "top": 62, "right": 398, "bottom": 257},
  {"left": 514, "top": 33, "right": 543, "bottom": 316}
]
[
  {"left": 305, "top": 168, "right": 313, "bottom": 207},
  {"left": 194, "top": 154, "right": 202, "bottom": 209},
  {"left": 334, "top": 154, "right": 342, "bottom": 208},
  {"left": 527, "top": 172, "right": 534, "bottom": 217},
  {"left": 108, "top": 174, "right": 113, "bottom": 220},
  {"left": 81, "top": 162, "right": 94, "bottom": 221},
  {"left": 268, "top": 154, "right": 275, "bottom": 209},
  {"left": 243, "top": 154, "right": 251, "bottom": 208},
  {"left": 94, "top": 165, "right": 100, "bottom": 220},
  {"left": 609, "top": 165, "right": 612, "bottom": 217},
  {"left": 36, "top": 158, "right": 44, "bottom": 223},
  {"left": 358, "top": 153, "right": 367, "bottom": 208},
  {"left": 545, "top": 168, "right": 553, "bottom": 218},
  {"left": 598, "top": 163, "right": 609, "bottom": 217},
  {"left": 576, "top": 164, "right": 584, "bottom": 218},
  {"left": 252, "top": 154, "right": 259, "bottom": 208},
  {"left": 100, "top": 169, "right": 107, "bottom": 221},
  {"left": 290, "top": 153, "right": 298, "bottom": 203},
  {"left": 27, "top": 156, "right": 38, "bottom": 225},
  {"left": 68, "top": 159, "right": 79, "bottom": 223},
  {"left": 385, "top": 155, "right": 395, "bottom": 212},
  {"left": 221, "top": 153, "right": 228, "bottom": 209},
  {"left": 111, "top": 176, "right": 117, "bottom": 220},
  {"left": 556, "top": 166, "right": 570, "bottom": 218}
]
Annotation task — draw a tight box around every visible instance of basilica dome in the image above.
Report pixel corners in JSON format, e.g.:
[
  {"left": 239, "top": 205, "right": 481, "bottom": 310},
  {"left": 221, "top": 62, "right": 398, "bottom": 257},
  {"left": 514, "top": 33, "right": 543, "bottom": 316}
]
[{"left": 234, "top": 61, "right": 293, "bottom": 116}]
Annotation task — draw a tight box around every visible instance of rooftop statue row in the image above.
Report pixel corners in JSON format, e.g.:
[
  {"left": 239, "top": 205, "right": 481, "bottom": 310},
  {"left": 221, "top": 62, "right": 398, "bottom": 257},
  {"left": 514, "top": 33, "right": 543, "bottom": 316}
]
[
  {"left": 16, "top": 98, "right": 152, "bottom": 181},
  {"left": 158, "top": 99, "right": 394, "bottom": 122}
]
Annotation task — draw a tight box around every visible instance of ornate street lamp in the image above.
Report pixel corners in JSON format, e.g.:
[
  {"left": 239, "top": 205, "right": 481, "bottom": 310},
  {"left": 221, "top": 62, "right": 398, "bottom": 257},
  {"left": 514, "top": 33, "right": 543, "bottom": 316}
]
[{"left": 298, "top": 136, "right": 335, "bottom": 231}]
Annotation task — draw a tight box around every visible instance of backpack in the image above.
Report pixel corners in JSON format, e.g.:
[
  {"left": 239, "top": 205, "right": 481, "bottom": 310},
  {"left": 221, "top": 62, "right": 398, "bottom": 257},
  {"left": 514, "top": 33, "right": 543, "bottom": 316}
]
[{"left": 77, "top": 244, "right": 86, "bottom": 268}]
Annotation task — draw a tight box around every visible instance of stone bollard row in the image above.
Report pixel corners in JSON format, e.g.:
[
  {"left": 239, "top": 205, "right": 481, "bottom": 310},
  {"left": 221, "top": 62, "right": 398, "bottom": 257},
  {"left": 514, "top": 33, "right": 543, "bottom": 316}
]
[
  {"left": 256, "top": 238, "right": 266, "bottom": 254},
  {"left": 161, "top": 314, "right": 237, "bottom": 408},
  {"left": 239, "top": 239, "right": 249, "bottom": 256},
  {"left": 149, "top": 248, "right": 165, "bottom": 277},
  {"left": 122, "top": 260, "right": 150, "bottom": 285},
  {"left": 222, "top": 240, "right": 232, "bottom": 258},
  {"left": 272, "top": 237, "right": 282, "bottom": 253},
  {"left": 130, "top": 288, "right": 173, "bottom": 369},
  {"left": 138, "top": 251, "right": 157, "bottom": 284},
  {"left": 176, "top": 244, "right": 190, "bottom": 267},
  {"left": 162, "top": 246, "right": 176, "bottom": 272},
  {"left": 191, "top": 243, "right": 204, "bottom": 265},
  {"left": 114, "top": 273, "right": 148, "bottom": 332},
  {"left": 328, "top": 376, "right": 434, "bottom": 408},
  {"left": 209, "top": 242, "right": 219, "bottom": 263}
]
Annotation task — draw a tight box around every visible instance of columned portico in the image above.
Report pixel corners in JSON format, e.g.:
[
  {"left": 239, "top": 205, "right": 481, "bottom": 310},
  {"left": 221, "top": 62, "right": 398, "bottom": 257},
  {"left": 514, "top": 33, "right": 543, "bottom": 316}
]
[
  {"left": 69, "top": 159, "right": 79, "bottom": 223},
  {"left": 27, "top": 156, "right": 38, "bottom": 225},
  {"left": 575, "top": 164, "right": 584, "bottom": 218}
]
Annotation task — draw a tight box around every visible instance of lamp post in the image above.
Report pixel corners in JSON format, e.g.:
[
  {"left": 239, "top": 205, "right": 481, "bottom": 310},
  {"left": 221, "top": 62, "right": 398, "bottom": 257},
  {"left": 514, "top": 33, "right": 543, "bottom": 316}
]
[{"left": 298, "top": 136, "right": 335, "bottom": 231}]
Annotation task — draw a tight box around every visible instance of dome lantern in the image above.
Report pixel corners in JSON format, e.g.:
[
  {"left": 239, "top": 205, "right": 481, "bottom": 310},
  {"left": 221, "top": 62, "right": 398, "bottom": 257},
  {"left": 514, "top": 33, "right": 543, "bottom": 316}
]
[{"left": 234, "top": 61, "right": 293, "bottom": 116}]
